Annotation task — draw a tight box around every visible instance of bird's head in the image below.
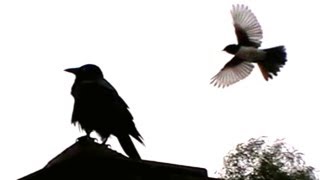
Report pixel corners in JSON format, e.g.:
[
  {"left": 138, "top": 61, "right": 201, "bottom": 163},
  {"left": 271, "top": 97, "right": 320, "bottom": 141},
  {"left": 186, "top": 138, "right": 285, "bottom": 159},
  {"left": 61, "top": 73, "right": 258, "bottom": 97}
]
[
  {"left": 65, "top": 64, "right": 104, "bottom": 80},
  {"left": 223, "top": 44, "right": 240, "bottom": 54}
]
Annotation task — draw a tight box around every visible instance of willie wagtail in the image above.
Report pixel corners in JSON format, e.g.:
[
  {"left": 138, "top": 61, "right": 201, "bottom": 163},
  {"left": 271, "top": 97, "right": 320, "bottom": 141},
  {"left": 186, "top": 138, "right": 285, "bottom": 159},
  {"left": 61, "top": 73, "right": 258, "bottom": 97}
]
[{"left": 210, "top": 4, "right": 287, "bottom": 88}]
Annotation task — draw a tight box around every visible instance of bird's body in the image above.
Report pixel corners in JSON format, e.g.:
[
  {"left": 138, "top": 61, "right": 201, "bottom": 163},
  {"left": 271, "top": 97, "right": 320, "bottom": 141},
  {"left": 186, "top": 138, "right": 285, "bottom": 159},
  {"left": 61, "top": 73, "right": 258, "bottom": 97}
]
[
  {"left": 65, "top": 64, "right": 143, "bottom": 160},
  {"left": 236, "top": 46, "right": 266, "bottom": 62},
  {"left": 210, "top": 4, "right": 287, "bottom": 88}
]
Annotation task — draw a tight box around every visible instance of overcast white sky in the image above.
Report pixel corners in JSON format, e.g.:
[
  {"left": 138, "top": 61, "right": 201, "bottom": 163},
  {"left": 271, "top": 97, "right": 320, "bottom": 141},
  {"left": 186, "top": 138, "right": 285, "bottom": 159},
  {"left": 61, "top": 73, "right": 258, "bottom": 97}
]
[{"left": 1, "top": 0, "right": 319, "bottom": 179}]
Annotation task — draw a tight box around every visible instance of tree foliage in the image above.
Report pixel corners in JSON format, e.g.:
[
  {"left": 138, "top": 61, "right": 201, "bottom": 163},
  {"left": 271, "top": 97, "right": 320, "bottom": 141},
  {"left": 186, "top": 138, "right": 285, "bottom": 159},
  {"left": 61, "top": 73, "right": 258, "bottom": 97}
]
[{"left": 222, "top": 136, "right": 317, "bottom": 180}]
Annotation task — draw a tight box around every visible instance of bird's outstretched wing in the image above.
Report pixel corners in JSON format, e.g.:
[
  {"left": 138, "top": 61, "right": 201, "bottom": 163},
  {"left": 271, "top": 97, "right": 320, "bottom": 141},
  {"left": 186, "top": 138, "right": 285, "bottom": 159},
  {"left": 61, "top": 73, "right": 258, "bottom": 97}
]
[
  {"left": 210, "top": 57, "right": 254, "bottom": 88},
  {"left": 231, "top": 4, "right": 263, "bottom": 47}
]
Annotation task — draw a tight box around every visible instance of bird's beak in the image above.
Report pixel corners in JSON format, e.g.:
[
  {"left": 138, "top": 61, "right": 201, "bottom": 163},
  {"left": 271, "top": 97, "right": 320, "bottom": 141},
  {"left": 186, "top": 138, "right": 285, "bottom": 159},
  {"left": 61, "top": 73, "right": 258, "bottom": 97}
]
[{"left": 64, "top": 68, "right": 79, "bottom": 74}]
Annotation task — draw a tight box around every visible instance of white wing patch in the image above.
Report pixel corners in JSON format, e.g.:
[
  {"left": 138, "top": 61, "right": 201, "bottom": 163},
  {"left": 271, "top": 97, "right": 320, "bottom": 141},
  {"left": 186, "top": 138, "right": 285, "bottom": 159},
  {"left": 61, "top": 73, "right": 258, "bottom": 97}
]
[
  {"left": 210, "top": 62, "right": 254, "bottom": 88},
  {"left": 232, "top": 4, "right": 263, "bottom": 46}
]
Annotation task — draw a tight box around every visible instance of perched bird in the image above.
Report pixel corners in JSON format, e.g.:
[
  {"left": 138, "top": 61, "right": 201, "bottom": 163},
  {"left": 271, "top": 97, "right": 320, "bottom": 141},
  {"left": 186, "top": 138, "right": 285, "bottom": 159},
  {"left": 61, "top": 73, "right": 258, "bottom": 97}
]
[
  {"left": 65, "top": 64, "right": 144, "bottom": 160},
  {"left": 210, "top": 4, "right": 287, "bottom": 88}
]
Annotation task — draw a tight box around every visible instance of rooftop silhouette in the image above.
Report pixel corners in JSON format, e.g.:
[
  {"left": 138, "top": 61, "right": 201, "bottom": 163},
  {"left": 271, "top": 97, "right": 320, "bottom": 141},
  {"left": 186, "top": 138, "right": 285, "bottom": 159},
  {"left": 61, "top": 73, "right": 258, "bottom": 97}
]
[{"left": 18, "top": 137, "right": 221, "bottom": 180}]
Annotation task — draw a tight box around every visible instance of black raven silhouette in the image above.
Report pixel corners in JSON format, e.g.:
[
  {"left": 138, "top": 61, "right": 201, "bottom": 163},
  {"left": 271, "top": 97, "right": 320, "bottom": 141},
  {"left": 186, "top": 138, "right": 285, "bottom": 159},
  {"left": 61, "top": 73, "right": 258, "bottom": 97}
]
[{"left": 65, "top": 64, "right": 144, "bottom": 159}]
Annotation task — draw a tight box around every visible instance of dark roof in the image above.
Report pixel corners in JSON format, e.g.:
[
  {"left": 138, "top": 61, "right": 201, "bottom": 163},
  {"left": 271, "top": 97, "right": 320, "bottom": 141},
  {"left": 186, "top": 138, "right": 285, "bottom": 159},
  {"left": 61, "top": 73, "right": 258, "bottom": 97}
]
[
  {"left": 18, "top": 136, "right": 222, "bottom": 180},
  {"left": 45, "top": 136, "right": 128, "bottom": 168}
]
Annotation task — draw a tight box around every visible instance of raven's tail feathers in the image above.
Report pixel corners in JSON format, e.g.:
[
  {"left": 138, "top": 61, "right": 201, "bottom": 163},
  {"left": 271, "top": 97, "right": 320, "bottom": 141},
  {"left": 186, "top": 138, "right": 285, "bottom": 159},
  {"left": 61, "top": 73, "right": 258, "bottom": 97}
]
[
  {"left": 258, "top": 46, "right": 287, "bottom": 80},
  {"left": 118, "top": 135, "right": 141, "bottom": 160},
  {"left": 131, "top": 130, "right": 144, "bottom": 146}
]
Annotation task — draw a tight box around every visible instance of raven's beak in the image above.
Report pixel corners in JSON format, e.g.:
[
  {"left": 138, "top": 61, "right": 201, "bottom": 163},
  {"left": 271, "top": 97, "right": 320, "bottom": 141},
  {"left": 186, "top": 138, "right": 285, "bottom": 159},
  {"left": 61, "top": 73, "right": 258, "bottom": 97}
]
[{"left": 64, "top": 68, "right": 79, "bottom": 74}]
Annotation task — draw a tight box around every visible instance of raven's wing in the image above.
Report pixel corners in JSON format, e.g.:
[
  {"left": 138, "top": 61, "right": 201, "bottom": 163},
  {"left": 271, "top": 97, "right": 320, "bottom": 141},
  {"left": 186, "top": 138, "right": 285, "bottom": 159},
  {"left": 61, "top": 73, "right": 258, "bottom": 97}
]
[
  {"left": 210, "top": 57, "right": 254, "bottom": 88},
  {"left": 70, "top": 79, "right": 121, "bottom": 128},
  {"left": 73, "top": 79, "right": 143, "bottom": 144},
  {"left": 231, "top": 4, "right": 263, "bottom": 47}
]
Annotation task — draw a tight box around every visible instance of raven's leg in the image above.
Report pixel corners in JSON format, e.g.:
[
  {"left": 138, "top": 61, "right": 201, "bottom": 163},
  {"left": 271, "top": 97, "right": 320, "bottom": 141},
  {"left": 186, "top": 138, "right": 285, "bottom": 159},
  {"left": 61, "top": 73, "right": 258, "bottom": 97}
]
[
  {"left": 102, "top": 139, "right": 107, "bottom": 144},
  {"left": 86, "top": 130, "right": 98, "bottom": 142},
  {"left": 101, "top": 134, "right": 111, "bottom": 148},
  {"left": 77, "top": 130, "right": 94, "bottom": 142},
  {"left": 85, "top": 130, "right": 92, "bottom": 139}
]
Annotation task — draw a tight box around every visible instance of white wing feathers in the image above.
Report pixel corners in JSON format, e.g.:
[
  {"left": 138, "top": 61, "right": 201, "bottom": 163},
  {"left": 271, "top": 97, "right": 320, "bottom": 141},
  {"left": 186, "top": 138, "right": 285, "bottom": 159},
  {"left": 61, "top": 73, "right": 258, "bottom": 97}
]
[
  {"left": 231, "top": 4, "right": 263, "bottom": 46},
  {"left": 210, "top": 61, "right": 254, "bottom": 88}
]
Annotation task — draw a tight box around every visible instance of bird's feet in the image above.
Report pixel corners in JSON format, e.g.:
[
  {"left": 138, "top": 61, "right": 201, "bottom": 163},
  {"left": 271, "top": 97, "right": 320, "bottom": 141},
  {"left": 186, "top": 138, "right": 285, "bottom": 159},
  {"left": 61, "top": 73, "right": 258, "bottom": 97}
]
[
  {"left": 104, "top": 144, "right": 111, "bottom": 148},
  {"left": 101, "top": 140, "right": 111, "bottom": 148},
  {"left": 76, "top": 135, "right": 97, "bottom": 142}
]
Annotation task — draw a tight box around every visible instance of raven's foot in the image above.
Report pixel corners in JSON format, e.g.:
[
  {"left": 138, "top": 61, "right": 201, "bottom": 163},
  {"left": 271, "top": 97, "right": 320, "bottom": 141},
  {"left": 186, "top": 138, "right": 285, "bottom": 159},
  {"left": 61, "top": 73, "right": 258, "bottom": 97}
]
[
  {"left": 101, "top": 140, "right": 111, "bottom": 148},
  {"left": 102, "top": 144, "right": 111, "bottom": 148},
  {"left": 76, "top": 135, "right": 97, "bottom": 142}
]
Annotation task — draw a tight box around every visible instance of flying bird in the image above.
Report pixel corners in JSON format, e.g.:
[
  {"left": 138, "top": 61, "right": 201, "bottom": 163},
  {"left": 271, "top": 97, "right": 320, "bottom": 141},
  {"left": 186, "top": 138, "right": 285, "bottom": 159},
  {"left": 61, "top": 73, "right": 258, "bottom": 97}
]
[
  {"left": 65, "top": 64, "right": 144, "bottom": 160},
  {"left": 210, "top": 4, "right": 287, "bottom": 88}
]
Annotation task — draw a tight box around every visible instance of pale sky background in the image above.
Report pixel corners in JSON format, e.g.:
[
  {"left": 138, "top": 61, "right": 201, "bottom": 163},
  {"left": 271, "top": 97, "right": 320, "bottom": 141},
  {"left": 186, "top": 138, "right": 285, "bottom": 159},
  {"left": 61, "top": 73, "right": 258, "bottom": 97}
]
[{"left": 1, "top": 0, "right": 319, "bottom": 179}]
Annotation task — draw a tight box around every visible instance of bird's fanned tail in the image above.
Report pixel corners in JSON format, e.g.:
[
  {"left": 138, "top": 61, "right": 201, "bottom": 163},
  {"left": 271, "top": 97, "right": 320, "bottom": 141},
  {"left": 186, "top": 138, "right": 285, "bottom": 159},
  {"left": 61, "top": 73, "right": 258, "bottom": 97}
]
[
  {"left": 258, "top": 46, "right": 287, "bottom": 80},
  {"left": 117, "top": 135, "right": 141, "bottom": 160}
]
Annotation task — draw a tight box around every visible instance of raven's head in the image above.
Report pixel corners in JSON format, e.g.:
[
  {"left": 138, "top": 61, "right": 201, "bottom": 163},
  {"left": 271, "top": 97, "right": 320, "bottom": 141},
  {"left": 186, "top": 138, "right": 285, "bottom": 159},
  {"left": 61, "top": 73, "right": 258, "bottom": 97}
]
[{"left": 65, "top": 64, "right": 104, "bottom": 80}]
